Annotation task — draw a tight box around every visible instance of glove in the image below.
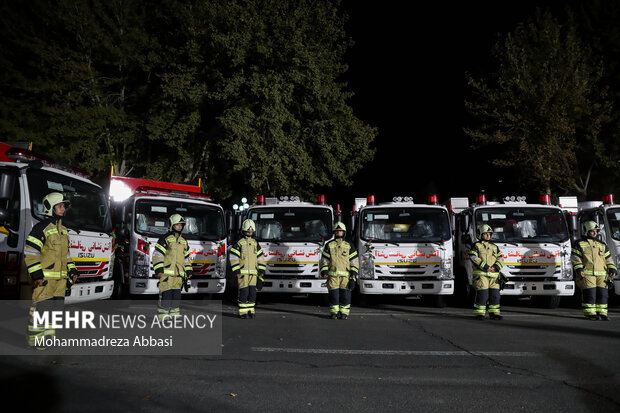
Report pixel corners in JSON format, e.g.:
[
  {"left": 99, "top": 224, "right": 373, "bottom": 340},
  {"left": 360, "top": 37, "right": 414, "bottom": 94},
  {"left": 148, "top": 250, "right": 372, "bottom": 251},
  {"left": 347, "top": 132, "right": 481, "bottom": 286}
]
[
  {"left": 347, "top": 278, "right": 356, "bottom": 291},
  {"left": 609, "top": 270, "right": 617, "bottom": 278},
  {"left": 256, "top": 276, "right": 264, "bottom": 291},
  {"left": 65, "top": 276, "right": 74, "bottom": 296}
]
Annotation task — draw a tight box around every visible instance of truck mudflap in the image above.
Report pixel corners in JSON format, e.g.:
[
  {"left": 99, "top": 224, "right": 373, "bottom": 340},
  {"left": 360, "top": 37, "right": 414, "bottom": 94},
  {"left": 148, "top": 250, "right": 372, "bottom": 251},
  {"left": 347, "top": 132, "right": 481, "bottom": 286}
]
[
  {"left": 499, "top": 281, "right": 575, "bottom": 296},
  {"left": 129, "top": 278, "right": 226, "bottom": 295},
  {"left": 66, "top": 280, "right": 114, "bottom": 303},
  {"left": 359, "top": 279, "right": 454, "bottom": 295},
  {"left": 260, "top": 278, "right": 327, "bottom": 294}
]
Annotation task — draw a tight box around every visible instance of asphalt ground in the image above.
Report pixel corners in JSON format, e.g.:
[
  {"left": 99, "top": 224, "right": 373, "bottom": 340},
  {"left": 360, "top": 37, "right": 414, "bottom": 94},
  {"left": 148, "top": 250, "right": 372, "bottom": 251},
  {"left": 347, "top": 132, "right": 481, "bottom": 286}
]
[{"left": 1, "top": 294, "right": 619, "bottom": 413}]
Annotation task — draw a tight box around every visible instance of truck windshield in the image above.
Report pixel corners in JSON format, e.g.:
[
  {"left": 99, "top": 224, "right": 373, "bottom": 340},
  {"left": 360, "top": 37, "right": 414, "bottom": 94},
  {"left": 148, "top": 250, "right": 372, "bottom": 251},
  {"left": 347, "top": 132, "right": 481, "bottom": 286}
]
[
  {"left": 134, "top": 199, "right": 225, "bottom": 241},
  {"left": 27, "top": 169, "right": 112, "bottom": 233},
  {"left": 606, "top": 208, "right": 620, "bottom": 241},
  {"left": 360, "top": 208, "right": 451, "bottom": 242},
  {"left": 248, "top": 207, "right": 332, "bottom": 242},
  {"left": 474, "top": 207, "right": 569, "bottom": 243}
]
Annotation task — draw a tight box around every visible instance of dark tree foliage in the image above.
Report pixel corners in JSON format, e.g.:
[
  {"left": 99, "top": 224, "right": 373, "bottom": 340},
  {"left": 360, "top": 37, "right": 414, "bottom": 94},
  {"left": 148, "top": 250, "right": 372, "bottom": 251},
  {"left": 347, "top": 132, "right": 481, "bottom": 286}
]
[{"left": 0, "top": 0, "right": 376, "bottom": 201}]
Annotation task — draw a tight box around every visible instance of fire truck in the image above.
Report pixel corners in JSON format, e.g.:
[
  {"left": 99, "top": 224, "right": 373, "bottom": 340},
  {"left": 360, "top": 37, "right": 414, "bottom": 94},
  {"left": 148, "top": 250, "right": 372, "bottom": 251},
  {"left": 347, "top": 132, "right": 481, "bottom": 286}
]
[
  {"left": 452, "top": 194, "right": 575, "bottom": 308},
  {"left": 236, "top": 195, "right": 334, "bottom": 295},
  {"left": 0, "top": 142, "right": 114, "bottom": 302},
  {"left": 576, "top": 194, "right": 620, "bottom": 295},
  {"left": 352, "top": 195, "right": 454, "bottom": 306},
  {"left": 109, "top": 175, "right": 227, "bottom": 296}
]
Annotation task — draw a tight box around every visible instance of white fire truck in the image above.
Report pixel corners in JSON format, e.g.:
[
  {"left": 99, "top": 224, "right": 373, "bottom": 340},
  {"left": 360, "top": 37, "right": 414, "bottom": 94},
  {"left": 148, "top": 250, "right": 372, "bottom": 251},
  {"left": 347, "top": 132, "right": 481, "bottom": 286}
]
[
  {"left": 353, "top": 195, "right": 454, "bottom": 306},
  {"left": 452, "top": 194, "right": 575, "bottom": 308},
  {"left": 238, "top": 195, "right": 334, "bottom": 295},
  {"left": 576, "top": 194, "right": 620, "bottom": 295},
  {"left": 109, "top": 175, "right": 227, "bottom": 296},
  {"left": 0, "top": 142, "right": 114, "bottom": 302}
]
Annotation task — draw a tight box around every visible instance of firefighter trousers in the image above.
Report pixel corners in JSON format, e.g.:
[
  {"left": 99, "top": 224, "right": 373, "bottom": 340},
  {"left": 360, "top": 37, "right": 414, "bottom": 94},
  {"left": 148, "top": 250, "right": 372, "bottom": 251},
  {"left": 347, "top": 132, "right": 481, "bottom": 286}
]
[
  {"left": 474, "top": 288, "right": 501, "bottom": 316},
  {"left": 328, "top": 288, "right": 351, "bottom": 316},
  {"left": 581, "top": 287, "right": 608, "bottom": 316},
  {"left": 158, "top": 288, "right": 181, "bottom": 320},
  {"left": 28, "top": 296, "right": 65, "bottom": 348},
  {"left": 238, "top": 286, "right": 257, "bottom": 316}
]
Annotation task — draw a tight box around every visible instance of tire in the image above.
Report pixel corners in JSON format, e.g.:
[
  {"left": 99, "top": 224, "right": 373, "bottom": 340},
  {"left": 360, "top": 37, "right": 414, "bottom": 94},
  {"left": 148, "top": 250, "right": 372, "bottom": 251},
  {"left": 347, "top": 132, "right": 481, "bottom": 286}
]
[
  {"left": 539, "top": 295, "right": 561, "bottom": 309},
  {"left": 111, "top": 261, "right": 129, "bottom": 299}
]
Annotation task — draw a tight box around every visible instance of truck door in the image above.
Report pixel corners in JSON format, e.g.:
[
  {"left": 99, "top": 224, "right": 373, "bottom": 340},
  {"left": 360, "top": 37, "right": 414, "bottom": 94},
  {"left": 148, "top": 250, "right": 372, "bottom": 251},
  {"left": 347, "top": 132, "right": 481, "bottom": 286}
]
[{"left": 0, "top": 167, "right": 23, "bottom": 298}]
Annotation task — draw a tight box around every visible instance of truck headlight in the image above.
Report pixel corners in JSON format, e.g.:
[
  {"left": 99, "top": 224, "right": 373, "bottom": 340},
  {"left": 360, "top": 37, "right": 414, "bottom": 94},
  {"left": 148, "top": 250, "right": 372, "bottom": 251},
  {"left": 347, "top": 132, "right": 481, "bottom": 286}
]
[
  {"left": 215, "top": 255, "right": 226, "bottom": 279},
  {"left": 359, "top": 253, "right": 374, "bottom": 279},
  {"left": 440, "top": 257, "right": 453, "bottom": 279},
  {"left": 562, "top": 259, "right": 573, "bottom": 280},
  {"left": 133, "top": 263, "right": 149, "bottom": 278}
]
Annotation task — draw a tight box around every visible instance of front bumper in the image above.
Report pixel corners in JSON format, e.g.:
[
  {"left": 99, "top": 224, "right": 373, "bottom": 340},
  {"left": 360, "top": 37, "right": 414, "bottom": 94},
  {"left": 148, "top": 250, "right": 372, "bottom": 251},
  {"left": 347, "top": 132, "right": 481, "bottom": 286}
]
[
  {"left": 66, "top": 280, "right": 114, "bottom": 303},
  {"left": 359, "top": 279, "right": 454, "bottom": 295},
  {"left": 130, "top": 278, "right": 226, "bottom": 295},
  {"left": 500, "top": 281, "right": 574, "bottom": 296},
  {"left": 261, "top": 278, "right": 327, "bottom": 294}
]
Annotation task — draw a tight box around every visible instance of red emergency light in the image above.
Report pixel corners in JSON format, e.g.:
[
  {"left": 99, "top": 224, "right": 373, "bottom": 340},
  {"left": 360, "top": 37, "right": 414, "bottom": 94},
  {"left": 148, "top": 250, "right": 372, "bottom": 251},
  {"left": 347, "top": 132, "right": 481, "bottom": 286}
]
[
  {"left": 367, "top": 195, "right": 375, "bottom": 206},
  {"left": 1, "top": 143, "right": 90, "bottom": 178},
  {"left": 476, "top": 193, "right": 487, "bottom": 205},
  {"left": 317, "top": 194, "right": 326, "bottom": 205},
  {"left": 603, "top": 194, "right": 614, "bottom": 205},
  {"left": 539, "top": 194, "right": 551, "bottom": 205},
  {"left": 428, "top": 194, "right": 438, "bottom": 205},
  {"left": 335, "top": 204, "right": 341, "bottom": 216},
  {"left": 257, "top": 195, "right": 266, "bottom": 205}
]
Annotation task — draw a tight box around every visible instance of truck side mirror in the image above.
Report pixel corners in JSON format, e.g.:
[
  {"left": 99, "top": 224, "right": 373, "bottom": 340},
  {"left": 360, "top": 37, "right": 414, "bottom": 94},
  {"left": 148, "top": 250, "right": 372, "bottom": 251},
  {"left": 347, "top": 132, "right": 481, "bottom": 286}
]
[{"left": 0, "top": 172, "right": 16, "bottom": 200}]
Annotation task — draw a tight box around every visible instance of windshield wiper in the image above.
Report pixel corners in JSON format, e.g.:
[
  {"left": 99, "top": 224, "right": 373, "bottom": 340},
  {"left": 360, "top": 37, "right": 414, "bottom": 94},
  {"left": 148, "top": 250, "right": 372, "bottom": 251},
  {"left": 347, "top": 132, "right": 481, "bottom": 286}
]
[{"left": 370, "top": 239, "right": 400, "bottom": 246}]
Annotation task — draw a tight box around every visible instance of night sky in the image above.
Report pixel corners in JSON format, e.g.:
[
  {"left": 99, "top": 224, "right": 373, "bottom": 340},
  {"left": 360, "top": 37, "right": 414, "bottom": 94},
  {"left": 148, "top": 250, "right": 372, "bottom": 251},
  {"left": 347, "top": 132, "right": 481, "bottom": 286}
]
[{"left": 324, "top": 1, "right": 563, "bottom": 211}]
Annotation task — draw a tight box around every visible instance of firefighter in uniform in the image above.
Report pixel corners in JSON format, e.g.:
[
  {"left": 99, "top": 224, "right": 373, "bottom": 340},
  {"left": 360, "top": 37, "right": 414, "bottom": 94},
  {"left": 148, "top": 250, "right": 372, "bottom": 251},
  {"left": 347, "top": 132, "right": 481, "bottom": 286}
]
[
  {"left": 229, "top": 219, "right": 266, "bottom": 319},
  {"left": 320, "top": 222, "right": 359, "bottom": 319},
  {"left": 571, "top": 221, "right": 617, "bottom": 320},
  {"left": 152, "top": 214, "right": 193, "bottom": 321},
  {"left": 24, "top": 192, "right": 79, "bottom": 348},
  {"left": 469, "top": 224, "right": 504, "bottom": 320}
]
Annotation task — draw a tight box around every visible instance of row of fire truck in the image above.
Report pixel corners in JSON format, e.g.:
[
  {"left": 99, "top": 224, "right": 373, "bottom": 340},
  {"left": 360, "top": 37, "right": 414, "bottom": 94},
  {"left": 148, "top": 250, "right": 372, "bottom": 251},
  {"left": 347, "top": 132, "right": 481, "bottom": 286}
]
[{"left": 2, "top": 142, "right": 619, "bottom": 306}]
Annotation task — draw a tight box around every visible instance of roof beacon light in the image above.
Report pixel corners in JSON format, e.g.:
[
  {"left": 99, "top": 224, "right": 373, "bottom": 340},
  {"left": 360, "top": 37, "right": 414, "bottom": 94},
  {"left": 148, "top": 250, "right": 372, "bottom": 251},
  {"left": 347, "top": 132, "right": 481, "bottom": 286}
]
[
  {"left": 428, "top": 194, "right": 438, "bottom": 205},
  {"left": 335, "top": 204, "right": 341, "bottom": 216},
  {"left": 257, "top": 195, "right": 266, "bottom": 205},
  {"left": 477, "top": 193, "right": 487, "bottom": 205},
  {"left": 539, "top": 194, "right": 551, "bottom": 205},
  {"left": 603, "top": 194, "right": 614, "bottom": 205},
  {"left": 367, "top": 195, "right": 376, "bottom": 206},
  {"left": 317, "top": 194, "right": 326, "bottom": 205}
]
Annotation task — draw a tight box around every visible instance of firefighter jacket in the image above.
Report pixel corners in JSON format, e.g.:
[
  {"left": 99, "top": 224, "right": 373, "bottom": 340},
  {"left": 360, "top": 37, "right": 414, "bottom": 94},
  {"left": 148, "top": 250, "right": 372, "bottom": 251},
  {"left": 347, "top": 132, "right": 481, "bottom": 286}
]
[
  {"left": 571, "top": 238, "right": 617, "bottom": 277},
  {"left": 229, "top": 236, "right": 266, "bottom": 277},
  {"left": 24, "top": 218, "right": 77, "bottom": 281},
  {"left": 469, "top": 240, "right": 504, "bottom": 278},
  {"left": 152, "top": 232, "right": 192, "bottom": 278},
  {"left": 320, "top": 238, "right": 359, "bottom": 279}
]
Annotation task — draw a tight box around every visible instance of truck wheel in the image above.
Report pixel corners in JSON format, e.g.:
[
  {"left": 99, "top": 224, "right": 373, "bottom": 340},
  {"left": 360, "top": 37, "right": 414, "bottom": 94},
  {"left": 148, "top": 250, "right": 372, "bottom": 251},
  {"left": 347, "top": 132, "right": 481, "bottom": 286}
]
[
  {"left": 111, "top": 262, "right": 128, "bottom": 299},
  {"left": 539, "top": 295, "right": 561, "bottom": 309}
]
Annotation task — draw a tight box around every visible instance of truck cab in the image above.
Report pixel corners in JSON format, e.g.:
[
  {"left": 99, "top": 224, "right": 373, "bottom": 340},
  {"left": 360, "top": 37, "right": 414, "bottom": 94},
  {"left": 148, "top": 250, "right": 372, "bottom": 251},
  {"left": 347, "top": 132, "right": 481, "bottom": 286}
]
[
  {"left": 453, "top": 194, "right": 574, "bottom": 308},
  {"left": 0, "top": 142, "right": 114, "bottom": 302},
  {"left": 353, "top": 195, "right": 454, "bottom": 305},
  {"left": 109, "top": 175, "right": 227, "bottom": 296},
  {"left": 239, "top": 195, "right": 333, "bottom": 295},
  {"left": 577, "top": 194, "right": 620, "bottom": 295}
]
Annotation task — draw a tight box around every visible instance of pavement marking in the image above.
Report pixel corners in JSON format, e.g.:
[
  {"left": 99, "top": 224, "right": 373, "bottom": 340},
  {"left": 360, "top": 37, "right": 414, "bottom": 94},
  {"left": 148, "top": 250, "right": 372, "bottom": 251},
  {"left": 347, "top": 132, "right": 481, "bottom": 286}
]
[{"left": 251, "top": 347, "right": 540, "bottom": 356}]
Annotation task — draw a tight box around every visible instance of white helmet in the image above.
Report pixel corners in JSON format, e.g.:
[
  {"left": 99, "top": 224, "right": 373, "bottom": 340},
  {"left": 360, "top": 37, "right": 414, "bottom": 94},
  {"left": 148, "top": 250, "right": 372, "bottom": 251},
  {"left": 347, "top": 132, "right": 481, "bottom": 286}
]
[
  {"left": 42, "top": 192, "right": 70, "bottom": 217},
  {"left": 169, "top": 214, "right": 186, "bottom": 230}
]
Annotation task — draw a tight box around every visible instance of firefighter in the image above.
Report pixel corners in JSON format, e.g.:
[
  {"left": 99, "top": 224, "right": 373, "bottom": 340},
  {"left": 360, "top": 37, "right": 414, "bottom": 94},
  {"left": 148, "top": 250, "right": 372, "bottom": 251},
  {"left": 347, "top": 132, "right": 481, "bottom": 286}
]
[
  {"left": 469, "top": 224, "right": 504, "bottom": 320},
  {"left": 24, "top": 192, "right": 79, "bottom": 348},
  {"left": 229, "top": 219, "right": 266, "bottom": 319},
  {"left": 320, "top": 222, "right": 359, "bottom": 319},
  {"left": 571, "top": 221, "right": 617, "bottom": 320},
  {"left": 152, "top": 214, "right": 193, "bottom": 321}
]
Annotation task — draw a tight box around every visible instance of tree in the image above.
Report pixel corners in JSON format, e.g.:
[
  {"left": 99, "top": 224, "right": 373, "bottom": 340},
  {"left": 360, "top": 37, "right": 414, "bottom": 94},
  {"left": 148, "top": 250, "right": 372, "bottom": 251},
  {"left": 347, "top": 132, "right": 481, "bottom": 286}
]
[
  {"left": 0, "top": 0, "right": 376, "bottom": 201},
  {"left": 464, "top": 9, "right": 612, "bottom": 198}
]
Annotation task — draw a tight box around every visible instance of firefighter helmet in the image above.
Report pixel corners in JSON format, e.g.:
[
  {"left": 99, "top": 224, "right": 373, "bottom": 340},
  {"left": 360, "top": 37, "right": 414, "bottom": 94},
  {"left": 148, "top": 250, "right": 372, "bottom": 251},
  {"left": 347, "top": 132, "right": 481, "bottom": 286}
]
[
  {"left": 477, "top": 224, "right": 493, "bottom": 239},
  {"left": 42, "top": 192, "right": 70, "bottom": 217},
  {"left": 333, "top": 222, "right": 346, "bottom": 232},
  {"left": 582, "top": 220, "right": 600, "bottom": 233},
  {"left": 169, "top": 214, "right": 186, "bottom": 230},
  {"left": 241, "top": 219, "right": 256, "bottom": 233}
]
